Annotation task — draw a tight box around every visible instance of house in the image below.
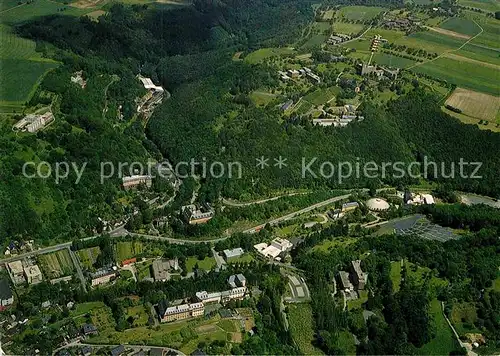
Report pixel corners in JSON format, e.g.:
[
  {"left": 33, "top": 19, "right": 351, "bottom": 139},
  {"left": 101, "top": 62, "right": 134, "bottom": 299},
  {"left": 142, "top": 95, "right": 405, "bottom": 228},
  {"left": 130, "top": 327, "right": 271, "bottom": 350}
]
[
  {"left": 158, "top": 300, "right": 204, "bottom": 323},
  {"left": 191, "top": 350, "right": 207, "bottom": 356},
  {"left": 7, "top": 261, "right": 25, "bottom": 285},
  {"left": 338, "top": 271, "right": 354, "bottom": 292},
  {"left": 80, "top": 345, "right": 92, "bottom": 356},
  {"left": 181, "top": 203, "right": 215, "bottom": 224},
  {"left": 223, "top": 248, "right": 244, "bottom": 262},
  {"left": 90, "top": 268, "right": 117, "bottom": 287},
  {"left": 24, "top": 265, "right": 43, "bottom": 284},
  {"left": 82, "top": 323, "right": 98, "bottom": 336},
  {"left": 110, "top": 345, "right": 125, "bottom": 356},
  {"left": 342, "top": 202, "right": 359, "bottom": 212},
  {"left": 351, "top": 260, "right": 368, "bottom": 290},
  {"left": 228, "top": 274, "right": 246, "bottom": 288},
  {"left": 122, "top": 175, "right": 152, "bottom": 190},
  {"left": 280, "top": 100, "right": 294, "bottom": 111},
  {"left": 71, "top": 71, "right": 86, "bottom": 88},
  {"left": 0, "top": 278, "right": 14, "bottom": 308},
  {"left": 152, "top": 260, "right": 172, "bottom": 282}
]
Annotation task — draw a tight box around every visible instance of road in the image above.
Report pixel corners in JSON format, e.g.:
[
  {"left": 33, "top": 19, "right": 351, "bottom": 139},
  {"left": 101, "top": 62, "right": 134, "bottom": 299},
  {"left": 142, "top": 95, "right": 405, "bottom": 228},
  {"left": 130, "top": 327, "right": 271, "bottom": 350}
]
[
  {"left": 242, "top": 192, "right": 354, "bottom": 233},
  {"left": 53, "top": 341, "right": 184, "bottom": 356},
  {"left": 222, "top": 192, "right": 307, "bottom": 207},
  {"left": 441, "top": 301, "right": 478, "bottom": 356}
]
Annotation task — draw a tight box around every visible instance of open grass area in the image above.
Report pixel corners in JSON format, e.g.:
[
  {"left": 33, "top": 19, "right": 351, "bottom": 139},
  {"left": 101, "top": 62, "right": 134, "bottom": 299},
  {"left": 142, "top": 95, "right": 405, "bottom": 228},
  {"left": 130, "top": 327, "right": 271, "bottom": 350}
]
[
  {"left": 303, "top": 87, "right": 339, "bottom": 105},
  {"left": 311, "top": 237, "right": 357, "bottom": 253},
  {"left": 0, "top": 59, "right": 58, "bottom": 102},
  {"left": 70, "top": 301, "right": 107, "bottom": 318},
  {"left": 372, "top": 52, "right": 416, "bottom": 68},
  {"left": 336, "top": 330, "right": 356, "bottom": 355},
  {"left": 217, "top": 319, "right": 240, "bottom": 333},
  {"left": 451, "top": 302, "right": 480, "bottom": 336},
  {"left": 185, "top": 256, "right": 216, "bottom": 273},
  {"left": 337, "top": 6, "right": 386, "bottom": 21},
  {"left": 38, "top": 249, "right": 74, "bottom": 279},
  {"left": 417, "top": 299, "right": 459, "bottom": 355},
  {"left": 115, "top": 241, "right": 144, "bottom": 263},
  {"left": 412, "top": 57, "right": 499, "bottom": 95},
  {"left": 0, "top": 0, "right": 89, "bottom": 24},
  {"left": 77, "top": 246, "right": 101, "bottom": 269},
  {"left": 439, "top": 17, "right": 482, "bottom": 36},
  {"left": 390, "top": 261, "right": 402, "bottom": 292},
  {"left": 249, "top": 90, "right": 277, "bottom": 107},
  {"left": 445, "top": 87, "right": 500, "bottom": 122},
  {"left": 226, "top": 253, "right": 254, "bottom": 264},
  {"left": 347, "top": 290, "right": 368, "bottom": 310},
  {"left": 300, "top": 34, "right": 328, "bottom": 50},
  {"left": 136, "top": 260, "right": 153, "bottom": 281},
  {"left": 244, "top": 47, "right": 295, "bottom": 64},
  {"left": 333, "top": 21, "right": 365, "bottom": 35},
  {"left": 404, "top": 31, "right": 467, "bottom": 53},
  {"left": 126, "top": 305, "right": 149, "bottom": 327},
  {"left": 459, "top": 0, "right": 500, "bottom": 12},
  {"left": 456, "top": 43, "right": 500, "bottom": 66},
  {"left": 288, "top": 303, "right": 324, "bottom": 355},
  {"left": 442, "top": 106, "right": 500, "bottom": 132}
]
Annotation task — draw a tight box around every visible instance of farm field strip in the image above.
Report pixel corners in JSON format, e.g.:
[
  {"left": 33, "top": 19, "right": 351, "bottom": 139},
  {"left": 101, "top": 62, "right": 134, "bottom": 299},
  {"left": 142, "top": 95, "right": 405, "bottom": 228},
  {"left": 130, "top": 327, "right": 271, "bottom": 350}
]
[{"left": 445, "top": 87, "right": 500, "bottom": 122}]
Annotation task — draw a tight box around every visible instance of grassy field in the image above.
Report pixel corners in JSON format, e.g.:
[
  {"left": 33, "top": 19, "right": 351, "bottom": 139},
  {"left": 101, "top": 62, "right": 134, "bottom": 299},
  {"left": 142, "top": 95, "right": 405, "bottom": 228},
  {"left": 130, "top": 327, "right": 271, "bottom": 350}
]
[
  {"left": 333, "top": 21, "right": 365, "bottom": 35},
  {"left": 136, "top": 260, "right": 153, "bottom": 281},
  {"left": 244, "top": 47, "right": 295, "bottom": 64},
  {"left": 442, "top": 106, "right": 500, "bottom": 132},
  {"left": 71, "top": 301, "right": 107, "bottom": 317},
  {"left": 451, "top": 302, "right": 480, "bottom": 336},
  {"left": 300, "top": 34, "right": 328, "bottom": 50},
  {"left": 288, "top": 304, "right": 324, "bottom": 355},
  {"left": 458, "top": 0, "right": 499, "bottom": 12},
  {"left": 77, "top": 247, "right": 101, "bottom": 269},
  {"left": 337, "top": 6, "right": 386, "bottom": 21},
  {"left": 390, "top": 261, "right": 402, "bottom": 292},
  {"left": 0, "top": 0, "right": 89, "bottom": 24},
  {"left": 445, "top": 87, "right": 500, "bottom": 122},
  {"left": 336, "top": 330, "right": 357, "bottom": 355},
  {"left": 226, "top": 253, "right": 254, "bottom": 264},
  {"left": 311, "top": 237, "right": 357, "bottom": 253},
  {"left": 465, "top": 11, "right": 500, "bottom": 49},
  {"left": 249, "top": 90, "right": 277, "bottom": 107},
  {"left": 417, "top": 299, "right": 459, "bottom": 355},
  {"left": 126, "top": 305, "right": 150, "bottom": 327},
  {"left": 372, "top": 52, "right": 416, "bottom": 68},
  {"left": 38, "top": 249, "right": 74, "bottom": 279},
  {"left": 115, "top": 241, "right": 144, "bottom": 263},
  {"left": 303, "top": 87, "right": 339, "bottom": 105},
  {"left": 185, "top": 256, "right": 216, "bottom": 273},
  {"left": 456, "top": 42, "right": 500, "bottom": 66},
  {"left": 412, "top": 57, "right": 499, "bottom": 95},
  {"left": 439, "top": 17, "right": 482, "bottom": 36},
  {"left": 404, "top": 31, "right": 467, "bottom": 53}
]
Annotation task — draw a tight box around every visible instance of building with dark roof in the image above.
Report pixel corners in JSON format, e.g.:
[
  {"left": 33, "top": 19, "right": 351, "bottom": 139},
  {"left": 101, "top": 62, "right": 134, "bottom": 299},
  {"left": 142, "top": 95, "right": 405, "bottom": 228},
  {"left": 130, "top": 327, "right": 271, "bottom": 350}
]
[
  {"left": 110, "top": 345, "right": 125, "bottom": 356},
  {"left": 0, "top": 278, "right": 14, "bottom": 307},
  {"left": 82, "top": 323, "right": 98, "bottom": 336}
]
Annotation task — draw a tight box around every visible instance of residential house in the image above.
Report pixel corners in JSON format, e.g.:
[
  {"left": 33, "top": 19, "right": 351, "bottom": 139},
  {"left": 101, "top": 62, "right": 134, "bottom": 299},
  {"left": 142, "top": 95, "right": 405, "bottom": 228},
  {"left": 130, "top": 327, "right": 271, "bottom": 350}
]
[
  {"left": 90, "top": 268, "right": 117, "bottom": 287},
  {"left": 82, "top": 323, "right": 98, "bottom": 336},
  {"left": 7, "top": 261, "right": 25, "bottom": 285},
  {"left": 0, "top": 278, "right": 14, "bottom": 308},
  {"left": 181, "top": 203, "right": 214, "bottom": 224}
]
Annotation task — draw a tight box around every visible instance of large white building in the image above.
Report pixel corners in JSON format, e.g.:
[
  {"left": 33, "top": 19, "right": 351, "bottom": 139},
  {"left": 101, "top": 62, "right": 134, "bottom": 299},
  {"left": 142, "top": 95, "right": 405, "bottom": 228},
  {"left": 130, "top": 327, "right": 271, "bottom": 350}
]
[
  {"left": 158, "top": 301, "right": 204, "bottom": 323},
  {"left": 14, "top": 112, "right": 54, "bottom": 133},
  {"left": 254, "top": 238, "right": 293, "bottom": 261}
]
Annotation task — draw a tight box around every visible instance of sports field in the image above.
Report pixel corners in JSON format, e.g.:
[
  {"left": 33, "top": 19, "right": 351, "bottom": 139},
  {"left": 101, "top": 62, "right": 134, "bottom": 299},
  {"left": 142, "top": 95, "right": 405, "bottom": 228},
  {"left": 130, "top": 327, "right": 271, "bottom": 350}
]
[
  {"left": 38, "top": 249, "right": 74, "bottom": 279},
  {"left": 445, "top": 88, "right": 500, "bottom": 122}
]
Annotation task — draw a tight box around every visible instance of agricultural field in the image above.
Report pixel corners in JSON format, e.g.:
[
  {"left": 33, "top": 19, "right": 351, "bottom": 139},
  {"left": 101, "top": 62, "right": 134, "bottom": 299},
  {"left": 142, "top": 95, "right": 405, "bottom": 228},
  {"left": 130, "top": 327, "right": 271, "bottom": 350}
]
[
  {"left": 300, "top": 34, "right": 329, "bottom": 50},
  {"left": 372, "top": 52, "right": 416, "bottom": 68},
  {"left": 416, "top": 299, "right": 459, "bottom": 355},
  {"left": 336, "top": 6, "right": 386, "bottom": 21},
  {"left": 443, "top": 106, "right": 500, "bottom": 133},
  {"left": 313, "top": 21, "right": 331, "bottom": 33},
  {"left": 244, "top": 47, "right": 295, "bottom": 64},
  {"left": 333, "top": 21, "right": 365, "bottom": 35},
  {"left": 445, "top": 87, "right": 500, "bottom": 122},
  {"left": 77, "top": 246, "right": 101, "bottom": 269},
  {"left": 439, "top": 17, "right": 482, "bottom": 37},
  {"left": 458, "top": 0, "right": 499, "bottom": 12},
  {"left": 0, "top": 0, "right": 89, "bottom": 24},
  {"left": 115, "top": 241, "right": 144, "bottom": 263},
  {"left": 185, "top": 256, "right": 216, "bottom": 273},
  {"left": 38, "top": 249, "right": 74, "bottom": 279},
  {"left": 403, "top": 31, "right": 467, "bottom": 53},
  {"left": 287, "top": 304, "right": 324, "bottom": 355},
  {"left": 412, "top": 57, "right": 499, "bottom": 96},
  {"left": 456, "top": 43, "right": 500, "bottom": 66},
  {"left": 464, "top": 11, "right": 500, "bottom": 49}
]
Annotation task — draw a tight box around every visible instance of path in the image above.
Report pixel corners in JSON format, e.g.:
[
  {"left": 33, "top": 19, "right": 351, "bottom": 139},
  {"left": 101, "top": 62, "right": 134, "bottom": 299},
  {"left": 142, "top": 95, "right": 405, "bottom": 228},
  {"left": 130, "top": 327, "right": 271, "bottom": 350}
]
[
  {"left": 222, "top": 192, "right": 308, "bottom": 207},
  {"left": 407, "top": 20, "right": 484, "bottom": 70},
  {"left": 441, "top": 301, "right": 478, "bottom": 356},
  {"left": 338, "top": 25, "right": 373, "bottom": 45},
  {"left": 53, "top": 342, "right": 184, "bottom": 356}
]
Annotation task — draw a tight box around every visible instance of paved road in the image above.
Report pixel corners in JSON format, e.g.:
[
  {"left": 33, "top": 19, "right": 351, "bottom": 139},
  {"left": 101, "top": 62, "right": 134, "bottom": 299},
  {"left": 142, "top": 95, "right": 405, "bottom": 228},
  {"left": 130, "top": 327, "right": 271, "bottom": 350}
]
[
  {"left": 222, "top": 192, "right": 307, "bottom": 207},
  {"left": 53, "top": 341, "right": 184, "bottom": 356}
]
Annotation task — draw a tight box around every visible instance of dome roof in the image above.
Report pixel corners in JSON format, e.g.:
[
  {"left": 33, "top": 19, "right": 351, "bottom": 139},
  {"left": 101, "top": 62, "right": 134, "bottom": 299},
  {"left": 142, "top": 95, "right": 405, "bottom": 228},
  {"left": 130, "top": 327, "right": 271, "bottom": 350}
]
[{"left": 366, "top": 198, "right": 390, "bottom": 211}]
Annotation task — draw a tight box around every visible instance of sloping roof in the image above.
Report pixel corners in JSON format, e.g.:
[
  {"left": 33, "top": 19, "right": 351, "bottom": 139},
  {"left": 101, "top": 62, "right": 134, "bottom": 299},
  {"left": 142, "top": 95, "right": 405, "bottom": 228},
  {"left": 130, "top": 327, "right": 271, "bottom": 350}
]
[{"left": 111, "top": 345, "right": 125, "bottom": 356}]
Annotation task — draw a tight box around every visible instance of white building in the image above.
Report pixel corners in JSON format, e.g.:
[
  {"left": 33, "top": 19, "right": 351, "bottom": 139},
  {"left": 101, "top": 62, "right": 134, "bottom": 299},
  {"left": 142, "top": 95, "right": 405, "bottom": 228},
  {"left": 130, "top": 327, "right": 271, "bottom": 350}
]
[
  {"left": 122, "top": 175, "right": 152, "bottom": 190},
  {"left": 254, "top": 238, "right": 293, "bottom": 261},
  {"left": 223, "top": 248, "right": 244, "bottom": 261}
]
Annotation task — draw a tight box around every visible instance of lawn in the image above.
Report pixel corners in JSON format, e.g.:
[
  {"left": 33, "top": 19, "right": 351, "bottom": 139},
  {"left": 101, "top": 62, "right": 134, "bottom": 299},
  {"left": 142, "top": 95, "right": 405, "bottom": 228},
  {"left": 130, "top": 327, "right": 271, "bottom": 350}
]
[
  {"left": 38, "top": 249, "right": 74, "bottom": 279},
  {"left": 347, "top": 290, "right": 368, "bottom": 310},
  {"left": 288, "top": 304, "right": 324, "bottom": 355},
  {"left": 136, "top": 260, "right": 153, "bottom": 281},
  {"left": 416, "top": 299, "right": 459, "bottom": 355},
  {"left": 372, "top": 52, "right": 416, "bottom": 68},
  {"left": 390, "top": 261, "right": 402, "bottom": 292},
  {"left": 126, "top": 305, "right": 150, "bottom": 327},
  {"left": 304, "top": 87, "right": 339, "bottom": 105},
  {"left": 333, "top": 21, "right": 365, "bottom": 35},
  {"left": 0, "top": 59, "right": 58, "bottom": 103},
  {"left": 300, "top": 34, "right": 328, "bottom": 50},
  {"left": 185, "top": 256, "right": 216, "bottom": 273},
  {"left": 217, "top": 319, "right": 239, "bottom": 333},
  {"left": 226, "top": 253, "right": 254, "bottom": 264},
  {"left": 244, "top": 47, "right": 295, "bottom": 64},
  {"left": 77, "top": 247, "right": 101, "bottom": 269},
  {"left": 439, "top": 17, "right": 482, "bottom": 36},
  {"left": 311, "top": 237, "right": 357, "bottom": 253},
  {"left": 337, "top": 6, "right": 386, "bottom": 21},
  {"left": 412, "top": 57, "right": 499, "bottom": 95},
  {"left": 249, "top": 90, "right": 277, "bottom": 107},
  {"left": 451, "top": 302, "right": 480, "bottom": 336},
  {"left": 115, "top": 241, "right": 144, "bottom": 263}
]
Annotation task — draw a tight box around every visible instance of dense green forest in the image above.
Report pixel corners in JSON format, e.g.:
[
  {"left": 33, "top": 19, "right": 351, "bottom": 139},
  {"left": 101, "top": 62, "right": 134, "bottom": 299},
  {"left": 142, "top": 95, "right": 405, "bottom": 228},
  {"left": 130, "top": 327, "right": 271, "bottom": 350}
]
[{"left": 3, "top": 0, "right": 500, "bottom": 244}]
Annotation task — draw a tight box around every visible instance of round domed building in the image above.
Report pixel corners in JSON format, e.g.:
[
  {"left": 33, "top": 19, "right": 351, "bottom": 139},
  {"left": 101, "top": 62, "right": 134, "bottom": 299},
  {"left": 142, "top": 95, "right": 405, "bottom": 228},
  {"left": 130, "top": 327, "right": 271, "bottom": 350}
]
[{"left": 366, "top": 198, "right": 390, "bottom": 212}]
